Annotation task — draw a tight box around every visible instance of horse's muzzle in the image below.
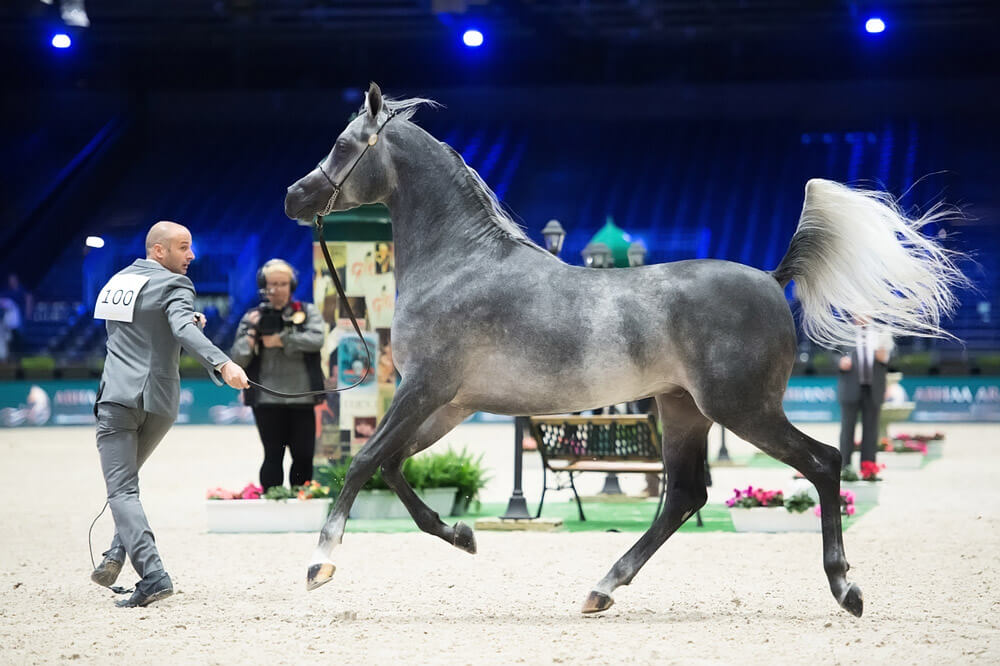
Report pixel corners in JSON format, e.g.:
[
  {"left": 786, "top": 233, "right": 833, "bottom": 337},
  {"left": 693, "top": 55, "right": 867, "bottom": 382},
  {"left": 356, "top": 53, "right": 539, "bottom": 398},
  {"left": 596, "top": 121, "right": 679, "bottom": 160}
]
[{"left": 284, "top": 185, "right": 310, "bottom": 221}]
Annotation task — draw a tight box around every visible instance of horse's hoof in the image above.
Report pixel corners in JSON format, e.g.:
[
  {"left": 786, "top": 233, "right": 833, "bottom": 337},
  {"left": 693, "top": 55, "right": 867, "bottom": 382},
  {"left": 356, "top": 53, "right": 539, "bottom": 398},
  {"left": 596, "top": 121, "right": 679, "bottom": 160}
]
[
  {"left": 581, "top": 590, "right": 614, "bottom": 614},
  {"left": 306, "top": 562, "right": 336, "bottom": 591},
  {"left": 453, "top": 522, "right": 477, "bottom": 554},
  {"left": 839, "top": 582, "right": 863, "bottom": 617}
]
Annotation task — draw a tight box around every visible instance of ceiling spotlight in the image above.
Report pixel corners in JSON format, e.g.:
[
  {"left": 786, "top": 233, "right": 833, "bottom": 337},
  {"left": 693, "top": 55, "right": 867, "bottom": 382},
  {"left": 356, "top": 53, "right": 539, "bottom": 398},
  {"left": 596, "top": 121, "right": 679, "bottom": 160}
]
[
  {"left": 51, "top": 33, "right": 72, "bottom": 49},
  {"left": 865, "top": 17, "right": 886, "bottom": 34},
  {"left": 85, "top": 236, "right": 105, "bottom": 248},
  {"left": 462, "top": 29, "right": 484, "bottom": 48}
]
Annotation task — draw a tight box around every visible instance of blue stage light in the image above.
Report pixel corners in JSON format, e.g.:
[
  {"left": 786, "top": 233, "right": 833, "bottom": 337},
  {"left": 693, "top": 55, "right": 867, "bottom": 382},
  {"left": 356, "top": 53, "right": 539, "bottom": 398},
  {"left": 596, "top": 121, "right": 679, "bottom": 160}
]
[
  {"left": 462, "top": 29, "right": 484, "bottom": 47},
  {"left": 51, "top": 33, "right": 72, "bottom": 49},
  {"left": 865, "top": 17, "right": 885, "bottom": 34}
]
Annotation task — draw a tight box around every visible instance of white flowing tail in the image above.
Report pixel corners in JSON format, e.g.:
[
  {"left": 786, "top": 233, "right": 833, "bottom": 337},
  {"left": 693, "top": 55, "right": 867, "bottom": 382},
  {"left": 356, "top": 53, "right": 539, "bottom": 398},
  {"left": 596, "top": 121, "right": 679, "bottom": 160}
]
[{"left": 772, "top": 178, "right": 970, "bottom": 348}]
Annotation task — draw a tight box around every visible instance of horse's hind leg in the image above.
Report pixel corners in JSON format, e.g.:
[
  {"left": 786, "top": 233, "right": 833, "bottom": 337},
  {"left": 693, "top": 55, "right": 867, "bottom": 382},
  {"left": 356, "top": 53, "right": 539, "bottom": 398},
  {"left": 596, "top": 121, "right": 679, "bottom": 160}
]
[
  {"left": 725, "top": 412, "right": 862, "bottom": 617},
  {"left": 379, "top": 404, "right": 477, "bottom": 554},
  {"left": 582, "top": 390, "right": 711, "bottom": 614}
]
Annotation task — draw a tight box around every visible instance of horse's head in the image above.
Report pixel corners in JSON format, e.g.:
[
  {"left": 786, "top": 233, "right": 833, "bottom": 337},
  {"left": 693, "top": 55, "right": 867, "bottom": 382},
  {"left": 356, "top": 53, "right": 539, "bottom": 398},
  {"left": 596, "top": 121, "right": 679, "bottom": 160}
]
[{"left": 285, "top": 82, "right": 396, "bottom": 222}]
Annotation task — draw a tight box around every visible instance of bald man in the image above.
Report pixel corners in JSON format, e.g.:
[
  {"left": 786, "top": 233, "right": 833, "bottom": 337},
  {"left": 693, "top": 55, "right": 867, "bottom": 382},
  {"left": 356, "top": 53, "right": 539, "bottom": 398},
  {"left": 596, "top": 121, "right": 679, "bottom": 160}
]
[{"left": 91, "top": 221, "right": 248, "bottom": 608}]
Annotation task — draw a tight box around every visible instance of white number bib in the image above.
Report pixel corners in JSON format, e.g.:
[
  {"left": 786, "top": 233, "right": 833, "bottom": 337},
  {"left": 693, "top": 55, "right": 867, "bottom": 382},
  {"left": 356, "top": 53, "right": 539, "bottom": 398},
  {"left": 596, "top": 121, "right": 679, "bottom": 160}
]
[{"left": 94, "top": 274, "right": 150, "bottom": 322}]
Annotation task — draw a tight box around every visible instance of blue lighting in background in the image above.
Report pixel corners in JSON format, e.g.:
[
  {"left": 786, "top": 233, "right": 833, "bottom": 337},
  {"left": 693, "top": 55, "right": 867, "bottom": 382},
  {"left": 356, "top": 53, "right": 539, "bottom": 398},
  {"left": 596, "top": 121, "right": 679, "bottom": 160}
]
[
  {"left": 51, "top": 33, "right": 72, "bottom": 49},
  {"left": 462, "top": 29, "right": 484, "bottom": 48},
  {"left": 865, "top": 17, "right": 886, "bottom": 34}
]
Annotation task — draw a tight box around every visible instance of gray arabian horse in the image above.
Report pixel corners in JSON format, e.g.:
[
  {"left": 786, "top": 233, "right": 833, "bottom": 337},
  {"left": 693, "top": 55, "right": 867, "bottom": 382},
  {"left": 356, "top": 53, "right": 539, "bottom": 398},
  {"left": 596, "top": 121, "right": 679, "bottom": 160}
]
[{"left": 284, "top": 84, "right": 967, "bottom": 616}]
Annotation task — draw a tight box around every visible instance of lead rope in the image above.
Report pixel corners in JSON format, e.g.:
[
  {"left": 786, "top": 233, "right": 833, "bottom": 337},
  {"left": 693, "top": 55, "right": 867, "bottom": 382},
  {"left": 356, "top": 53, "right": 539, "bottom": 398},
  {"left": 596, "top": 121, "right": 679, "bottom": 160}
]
[{"left": 87, "top": 502, "right": 133, "bottom": 594}]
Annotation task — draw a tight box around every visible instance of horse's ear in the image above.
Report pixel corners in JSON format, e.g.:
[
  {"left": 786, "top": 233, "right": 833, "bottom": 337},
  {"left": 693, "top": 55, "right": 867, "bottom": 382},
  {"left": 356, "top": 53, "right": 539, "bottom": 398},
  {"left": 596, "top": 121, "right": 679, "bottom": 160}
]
[{"left": 366, "top": 82, "right": 383, "bottom": 119}]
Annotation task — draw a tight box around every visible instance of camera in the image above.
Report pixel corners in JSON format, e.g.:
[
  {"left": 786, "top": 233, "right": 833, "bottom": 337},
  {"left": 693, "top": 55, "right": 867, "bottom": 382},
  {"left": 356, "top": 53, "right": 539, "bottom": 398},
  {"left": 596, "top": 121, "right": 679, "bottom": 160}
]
[{"left": 253, "top": 304, "right": 287, "bottom": 337}]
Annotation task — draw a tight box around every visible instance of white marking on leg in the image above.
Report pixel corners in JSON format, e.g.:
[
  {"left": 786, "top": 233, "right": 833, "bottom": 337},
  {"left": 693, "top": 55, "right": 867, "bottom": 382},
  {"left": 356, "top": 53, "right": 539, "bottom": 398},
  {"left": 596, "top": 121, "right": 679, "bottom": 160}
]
[
  {"left": 593, "top": 582, "right": 615, "bottom": 596},
  {"left": 309, "top": 546, "right": 335, "bottom": 567},
  {"left": 310, "top": 516, "right": 348, "bottom": 565}
]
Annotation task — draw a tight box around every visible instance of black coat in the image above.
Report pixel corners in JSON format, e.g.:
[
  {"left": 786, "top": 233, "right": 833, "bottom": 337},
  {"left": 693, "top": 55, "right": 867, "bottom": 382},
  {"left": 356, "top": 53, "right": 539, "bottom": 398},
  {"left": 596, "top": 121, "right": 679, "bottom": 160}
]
[{"left": 837, "top": 347, "right": 887, "bottom": 403}]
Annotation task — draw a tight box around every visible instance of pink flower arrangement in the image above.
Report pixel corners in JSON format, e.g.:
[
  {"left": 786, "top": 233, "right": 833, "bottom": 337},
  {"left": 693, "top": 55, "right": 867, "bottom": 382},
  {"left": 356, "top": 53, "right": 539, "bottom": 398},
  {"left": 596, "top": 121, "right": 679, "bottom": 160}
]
[
  {"left": 814, "top": 489, "right": 856, "bottom": 517},
  {"left": 859, "top": 461, "right": 885, "bottom": 481},
  {"left": 206, "top": 483, "right": 263, "bottom": 500},
  {"left": 726, "top": 486, "right": 784, "bottom": 509},
  {"left": 891, "top": 438, "right": 928, "bottom": 454},
  {"left": 893, "top": 431, "right": 944, "bottom": 442},
  {"left": 859, "top": 437, "right": 928, "bottom": 454}
]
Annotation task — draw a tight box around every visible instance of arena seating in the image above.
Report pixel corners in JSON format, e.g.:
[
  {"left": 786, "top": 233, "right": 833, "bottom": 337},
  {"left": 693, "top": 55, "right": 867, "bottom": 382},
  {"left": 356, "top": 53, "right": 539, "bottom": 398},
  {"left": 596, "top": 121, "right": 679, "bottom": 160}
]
[{"left": 8, "top": 96, "right": 998, "bottom": 362}]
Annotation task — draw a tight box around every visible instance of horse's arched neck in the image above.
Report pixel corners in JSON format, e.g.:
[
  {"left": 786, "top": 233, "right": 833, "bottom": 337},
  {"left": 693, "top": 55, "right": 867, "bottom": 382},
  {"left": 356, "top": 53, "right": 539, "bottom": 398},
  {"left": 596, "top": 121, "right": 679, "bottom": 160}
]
[{"left": 382, "top": 125, "right": 522, "bottom": 291}]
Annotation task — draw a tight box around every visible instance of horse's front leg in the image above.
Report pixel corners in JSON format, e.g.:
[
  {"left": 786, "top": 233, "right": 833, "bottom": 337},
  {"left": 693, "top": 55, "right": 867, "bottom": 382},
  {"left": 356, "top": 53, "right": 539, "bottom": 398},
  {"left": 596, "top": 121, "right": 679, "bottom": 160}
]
[
  {"left": 380, "top": 403, "right": 477, "bottom": 554},
  {"left": 306, "top": 378, "right": 454, "bottom": 591}
]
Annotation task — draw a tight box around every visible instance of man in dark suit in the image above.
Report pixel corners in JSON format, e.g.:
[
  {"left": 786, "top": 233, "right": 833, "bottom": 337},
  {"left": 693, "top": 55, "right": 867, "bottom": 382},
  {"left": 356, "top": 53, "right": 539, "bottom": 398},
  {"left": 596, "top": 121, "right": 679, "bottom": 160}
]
[
  {"left": 91, "top": 221, "right": 249, "bottom": 607},
  {"left": 838, "top": 323, "right": 892, "bottom": 469}
]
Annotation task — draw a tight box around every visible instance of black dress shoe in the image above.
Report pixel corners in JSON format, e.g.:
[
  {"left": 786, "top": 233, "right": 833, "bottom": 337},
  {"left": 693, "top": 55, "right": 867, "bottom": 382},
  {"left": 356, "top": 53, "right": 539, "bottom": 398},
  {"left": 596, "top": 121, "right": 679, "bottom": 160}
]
[
  {"left": 90, "top": 549, "right": 125, "bottom": 588},
  {"left": 115, "top": 570, "right": 173, "bottom": 608}
]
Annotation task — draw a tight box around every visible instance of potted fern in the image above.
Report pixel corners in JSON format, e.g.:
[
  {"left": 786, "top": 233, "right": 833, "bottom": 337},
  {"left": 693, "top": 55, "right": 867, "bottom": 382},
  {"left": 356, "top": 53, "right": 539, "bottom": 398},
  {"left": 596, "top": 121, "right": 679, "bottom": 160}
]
[{"left": 316, "top": 447, "right": 489, "bottom": 520}]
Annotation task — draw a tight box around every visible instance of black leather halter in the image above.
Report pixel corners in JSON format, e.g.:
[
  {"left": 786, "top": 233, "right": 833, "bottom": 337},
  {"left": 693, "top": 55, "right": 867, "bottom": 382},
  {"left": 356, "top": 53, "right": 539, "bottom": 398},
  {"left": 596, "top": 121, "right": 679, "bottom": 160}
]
[{"left": 316, "top": 109, "right": 397, "bottom": 216}]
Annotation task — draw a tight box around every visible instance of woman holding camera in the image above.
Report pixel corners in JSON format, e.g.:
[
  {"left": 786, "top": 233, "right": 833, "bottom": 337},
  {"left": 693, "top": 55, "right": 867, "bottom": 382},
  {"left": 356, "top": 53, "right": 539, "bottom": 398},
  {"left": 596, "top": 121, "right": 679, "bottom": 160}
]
[{"left": 231, "top": 259, "right": 325, "bottom": 491}]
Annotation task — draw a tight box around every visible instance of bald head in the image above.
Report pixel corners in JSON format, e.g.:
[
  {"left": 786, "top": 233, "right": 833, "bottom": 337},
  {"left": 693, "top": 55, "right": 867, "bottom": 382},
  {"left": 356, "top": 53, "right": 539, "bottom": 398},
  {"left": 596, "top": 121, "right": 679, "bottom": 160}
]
[
  {"left": 145, "top": 221, "right": 189, "bottom": 254},
  {"left": 146, "top": 221, "right": 195, "bottom": 274}
]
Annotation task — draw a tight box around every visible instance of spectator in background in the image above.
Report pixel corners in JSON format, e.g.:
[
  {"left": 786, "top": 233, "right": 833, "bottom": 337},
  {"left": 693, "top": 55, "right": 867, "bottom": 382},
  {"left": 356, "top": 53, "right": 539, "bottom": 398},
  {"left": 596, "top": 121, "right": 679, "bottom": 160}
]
[
  {"left": 838, "top": 320, "right": 893, "bottom": 470},
  {"left": 231, "top": 259, "right": 325, "bottom": 491},
  {"left": 0, "top": 299, "right": 11, "bottom": 362},
  {"left": 2, "top": 274, "right": 33, "bottom": 321},
  {"left": 0, "top": 275, "right": 29, "bottom": 353}
]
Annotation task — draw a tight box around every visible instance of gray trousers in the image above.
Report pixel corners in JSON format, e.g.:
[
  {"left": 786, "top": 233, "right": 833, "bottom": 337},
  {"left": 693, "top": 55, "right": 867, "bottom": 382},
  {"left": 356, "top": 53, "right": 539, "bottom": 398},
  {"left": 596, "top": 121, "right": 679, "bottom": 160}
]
[{"left": 96, "top": 402, "right": 174, "bottom": 578}]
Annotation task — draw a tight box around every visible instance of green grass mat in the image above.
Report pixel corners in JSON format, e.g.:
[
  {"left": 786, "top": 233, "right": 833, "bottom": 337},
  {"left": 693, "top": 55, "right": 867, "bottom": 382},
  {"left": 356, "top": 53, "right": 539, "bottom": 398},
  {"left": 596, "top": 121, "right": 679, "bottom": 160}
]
[{"left": 344, "top": 499, "right": 872, "bottom": 534}]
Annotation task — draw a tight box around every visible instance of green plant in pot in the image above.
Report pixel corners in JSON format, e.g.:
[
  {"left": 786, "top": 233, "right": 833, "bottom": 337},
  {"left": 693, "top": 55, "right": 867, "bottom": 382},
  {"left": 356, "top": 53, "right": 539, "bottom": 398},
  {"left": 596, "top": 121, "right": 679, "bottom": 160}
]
[{"left": 315, "top": 446, "right": 489, "bottom": 515}]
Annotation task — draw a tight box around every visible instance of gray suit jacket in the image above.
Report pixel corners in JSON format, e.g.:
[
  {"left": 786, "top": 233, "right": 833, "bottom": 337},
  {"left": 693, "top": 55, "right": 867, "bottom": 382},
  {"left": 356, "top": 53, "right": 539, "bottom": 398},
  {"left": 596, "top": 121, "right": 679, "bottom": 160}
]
[{"left": 97, "top": 259, "right": 230, "bottom": 418}]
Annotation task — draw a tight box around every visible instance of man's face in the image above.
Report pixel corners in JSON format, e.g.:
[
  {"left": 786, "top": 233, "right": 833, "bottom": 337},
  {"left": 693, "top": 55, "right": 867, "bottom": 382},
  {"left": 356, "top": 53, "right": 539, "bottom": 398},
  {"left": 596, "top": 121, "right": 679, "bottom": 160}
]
[
  {"left": 158, "top": 232, "right": 194, "bottom": 274},
  {"left": 265, "top": 271, "right": 292, "bottom": 309}
]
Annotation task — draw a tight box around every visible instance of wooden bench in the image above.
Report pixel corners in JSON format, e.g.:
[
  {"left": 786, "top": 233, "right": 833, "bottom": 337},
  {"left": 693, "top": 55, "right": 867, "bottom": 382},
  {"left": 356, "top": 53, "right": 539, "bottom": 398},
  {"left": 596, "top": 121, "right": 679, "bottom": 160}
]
[{"left": 528, "top": 414, "right": 673, "bottom": 522}]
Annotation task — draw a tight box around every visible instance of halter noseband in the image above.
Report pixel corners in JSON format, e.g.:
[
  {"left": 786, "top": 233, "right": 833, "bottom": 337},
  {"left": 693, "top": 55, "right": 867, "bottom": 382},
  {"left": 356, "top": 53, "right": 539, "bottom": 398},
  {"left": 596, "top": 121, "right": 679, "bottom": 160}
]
[{"left": 316, "top": 108, "right": 396, "bottom": 216}]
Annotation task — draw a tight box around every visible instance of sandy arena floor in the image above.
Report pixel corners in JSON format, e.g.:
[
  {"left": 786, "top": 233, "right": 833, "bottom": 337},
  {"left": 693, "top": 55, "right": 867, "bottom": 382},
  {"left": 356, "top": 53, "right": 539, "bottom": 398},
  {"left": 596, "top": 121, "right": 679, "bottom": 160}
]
[{"left": 0, "top": 422, "right": 997, "bottom": 665}]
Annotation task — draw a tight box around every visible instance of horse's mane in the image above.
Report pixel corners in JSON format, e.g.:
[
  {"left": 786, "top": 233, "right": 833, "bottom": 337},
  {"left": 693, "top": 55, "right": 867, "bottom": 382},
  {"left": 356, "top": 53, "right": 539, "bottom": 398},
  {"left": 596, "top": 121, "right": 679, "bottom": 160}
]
[{"left": 379, "top": 96, "right": 541, "bottom": 249}]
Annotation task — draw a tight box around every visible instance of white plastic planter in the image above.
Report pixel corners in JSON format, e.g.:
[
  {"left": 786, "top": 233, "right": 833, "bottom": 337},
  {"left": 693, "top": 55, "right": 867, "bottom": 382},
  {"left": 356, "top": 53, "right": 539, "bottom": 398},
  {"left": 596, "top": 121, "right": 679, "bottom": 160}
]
[
  {"left": 793, "top": 479, "right": 880, "bottom": 505},
  {"left": 842, "top": 481, "right": 881, "bottom": 504},
  {"left": 349, "top": 487, "right": 458, "bottom": 520},
  {"left": 205, "top": 498, "right": 332, "bottom": 533},
  {"left": 729, "top": 507, "right": 821, "bottom": 533},
  {"left": 925, "top": 441, "right": 944, "bottom": 460}
]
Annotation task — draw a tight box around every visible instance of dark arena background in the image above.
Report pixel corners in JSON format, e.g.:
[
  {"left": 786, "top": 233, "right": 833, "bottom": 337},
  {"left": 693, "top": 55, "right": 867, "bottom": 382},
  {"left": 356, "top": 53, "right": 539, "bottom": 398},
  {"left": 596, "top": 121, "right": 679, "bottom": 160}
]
[{"left": 1, "top": 2, "right": 998, "bottom": 664}]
